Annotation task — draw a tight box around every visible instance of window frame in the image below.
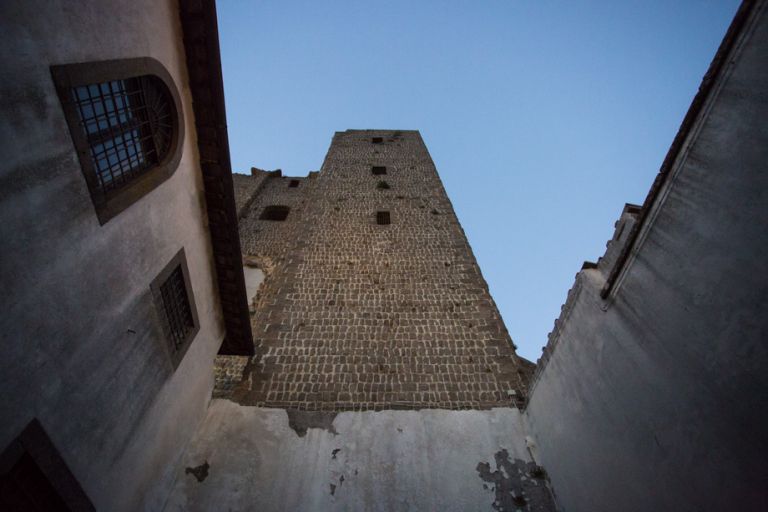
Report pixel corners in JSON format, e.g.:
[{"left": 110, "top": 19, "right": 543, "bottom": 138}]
[
  {"left": 150, "top": 248, "right": 200, "bottom": 370},
  {"left": 51, "top": 58, "right": 185, "bottom": 225},
  {"left": 0, "top": 419, "right": 95, "bottom": 511}
]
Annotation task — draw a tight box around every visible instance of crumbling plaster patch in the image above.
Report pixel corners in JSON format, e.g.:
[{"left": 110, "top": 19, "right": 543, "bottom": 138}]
[{"left": 163, "top": 400, "right": 556, "bottom": 511}]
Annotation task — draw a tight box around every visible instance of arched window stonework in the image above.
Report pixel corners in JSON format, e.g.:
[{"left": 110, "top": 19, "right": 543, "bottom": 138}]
[{"left": 51, "top": 58, "right": 184, "bottom": 225}]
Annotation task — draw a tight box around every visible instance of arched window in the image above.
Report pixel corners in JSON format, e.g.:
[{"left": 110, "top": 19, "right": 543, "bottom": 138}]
[{"left": 52, "top": 58, "right": 184, "bottom": 224}]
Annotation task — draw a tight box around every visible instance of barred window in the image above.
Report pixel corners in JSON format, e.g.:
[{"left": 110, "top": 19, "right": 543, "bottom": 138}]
[
  {"left": 372, "top": 166, "right": 386, "bottom": 175},
  {"left": 71, "top": 77, "right": 172, "bottom": 193},
  {"left": 159, "top": 266, "right": 194, "bottom": 352},
  {"left": 377, "top": 211, "right": 391, "bottom": 225},
  {"left": 51, "top": 58, "right": 184, "bottom": 225},
  {"left": 151, "top": 248, "right": 199, "bottom": 369}
]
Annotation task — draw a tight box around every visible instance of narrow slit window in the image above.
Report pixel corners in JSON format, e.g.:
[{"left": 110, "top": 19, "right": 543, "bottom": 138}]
[
  {"left": 372, "top": 166, "right": 386, "bottom": 175},
  {"left": 260, "top": 205, "right": 290, "bottom": 221},
  {"left": 377, "top": 211, "right": 391, "bottom": 225},
  {"left": 288, "top": 180, "right": 300, "bottom": 188}
]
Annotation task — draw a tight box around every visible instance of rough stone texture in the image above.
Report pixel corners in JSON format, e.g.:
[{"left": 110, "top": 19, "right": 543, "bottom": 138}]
[
  {"left": 163, "top": 400, "right": 556, "bottom": 512},
  {"left": 228, "top": 130, "right": 529, "bottom": 410},
  {"left": 212, "top": 355, "right": 249, "bottom": 398},
  {"left": 232, "top": 168, "right": 277, "bottom": 218},
  {"left": 524, "top": 2, "right": 768, "bottom": 511}
]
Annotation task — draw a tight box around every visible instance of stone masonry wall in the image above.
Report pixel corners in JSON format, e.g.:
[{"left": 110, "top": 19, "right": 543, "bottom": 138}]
[{"left": 228, "top": 130, "right": 529, "bottom": 411}]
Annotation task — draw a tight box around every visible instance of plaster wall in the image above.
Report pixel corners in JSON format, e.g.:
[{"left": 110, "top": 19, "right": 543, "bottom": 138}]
[
  {"left": 164, "top": 400, "right": 555, "bottom": 512},
  {"left": 0, "top": 1, "right": 224, "bottom": 510},
  {"left": 524, "top": 3, "right": 768, "bottom": 510}
]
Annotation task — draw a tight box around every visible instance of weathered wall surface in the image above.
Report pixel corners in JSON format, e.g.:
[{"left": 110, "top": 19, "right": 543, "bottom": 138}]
[
  {"left": 524, "top": 2, "right": 768, "bottom": 510},
  {"left": 232, "top": 168, "right": 276, "bottom": 218},
  {"left": 164, "top": 400, "right": 555, "bottom": 512},
  {"left": 0, "top": 1, "right": 224, "bottom": 510},
  {"left": 230, "top": 130, "right": 529, "bottom": 410}
]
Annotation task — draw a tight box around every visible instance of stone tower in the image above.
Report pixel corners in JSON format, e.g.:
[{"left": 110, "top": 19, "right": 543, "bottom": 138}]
[{"left": 228, "top": 130, "right": 531, "bottom": 410}]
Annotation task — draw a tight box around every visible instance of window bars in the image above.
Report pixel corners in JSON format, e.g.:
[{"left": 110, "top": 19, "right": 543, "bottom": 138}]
[{"left": 71, "top": 76, "right": 172, "bottom": 193}]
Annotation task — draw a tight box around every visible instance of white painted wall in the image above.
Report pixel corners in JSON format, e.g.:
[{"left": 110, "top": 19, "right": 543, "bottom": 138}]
[
  {"left": 164, "top": 401, "right": 555, "bottom": 512},
  {"left": 243, "top": 266, "right": 265, "bottom": 305},
  {"left": 0, "top": 1, "right": 225, "bottom": 510},
  {"left": 524, "top": 3, "right": 768, "bottom": 510}
]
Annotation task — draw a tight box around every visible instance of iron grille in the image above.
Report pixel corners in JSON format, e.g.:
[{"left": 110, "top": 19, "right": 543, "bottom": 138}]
[
  {"left": 372, "top": 166, "right": 386, "bottom": 175},
  {"left": 71, "top": 76, "right": 172, "bottom": 193},
  {"left": 377, "top": 211, "right": 391, "bottom": 225},
  {"left": 159, "top": 266, "right": 194, "bottom": 352}
]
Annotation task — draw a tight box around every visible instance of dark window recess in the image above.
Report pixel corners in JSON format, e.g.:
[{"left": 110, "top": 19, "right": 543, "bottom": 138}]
[
  {"left": 377, "top": 211, "right": 391, "bottom": 225},
  {"left": 0, "top": 419, "right": 95, "bottom": 511},
  {"left": 70, "top": 77, "right": 172, "bottom": 194},
  {"left": 376, "top": 181, "right": 390, "bottom": 190},
  {"left": 151, "top": 248, "right": 200, "bottom": 369},
  {"left": 260, "top": 205, "right": 290, "bottom": 221},
  {"left": 288, "top": 180, "right": 300, "bottom": 188},
  {"left": 371, "top": 137, "right": 383, "bottom": 144},
  {"left": 372, "top": 166, "right": 386, "bottom": 175}
]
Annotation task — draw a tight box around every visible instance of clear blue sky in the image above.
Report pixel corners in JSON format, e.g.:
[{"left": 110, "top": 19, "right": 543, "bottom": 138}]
[{"left": 217, "top": 0, "right": 740, "bottom": 361}]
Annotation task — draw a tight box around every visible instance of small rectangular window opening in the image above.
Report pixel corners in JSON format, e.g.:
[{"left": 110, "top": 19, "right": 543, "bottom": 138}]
[
  {"left": 260, "top": 205, "right": 290, "bottom": 221},
  {"left": 150, "top": 248, "right": 200, "bottom": 370},
  {"left": 377, "top": 211, "right": 391, "bottom": 225},
  {"left": 371, "top": 137, "right": 383, "bottom": 144},
  {"left": 372, "top": 166, "right": 386, "bottom": 175},
  {"left": 288, "top": 180, "right": 300, "bottom": 188},
  {"left": 159, "top": 266, "right": 195, "bottom": 352}
]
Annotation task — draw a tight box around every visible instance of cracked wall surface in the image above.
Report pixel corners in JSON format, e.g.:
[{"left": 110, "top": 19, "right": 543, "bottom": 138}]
[
  {"left": 226, "top": 130, "right": 530, "bottom": 411},
  {"left": 163, "top": 400, "right": 555, "bottom": 512}
]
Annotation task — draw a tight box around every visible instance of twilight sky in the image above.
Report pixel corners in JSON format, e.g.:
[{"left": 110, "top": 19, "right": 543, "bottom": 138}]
[{"left": 217, "top": 0, "right": 740, "bottom": 360}]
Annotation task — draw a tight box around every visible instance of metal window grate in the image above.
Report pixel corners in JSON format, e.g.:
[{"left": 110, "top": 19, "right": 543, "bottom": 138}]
[
  {"left": 159, "top": 266, "right": 194, "bottom": 352},
  {"left": 377, "top": 211, "right": 391, "bottom": 225},
  {"left": 71, "top": 76, "right": 172, "bottom": 193},
  {"left": 372, "top": 166, "right": 386, "bottom": 175}
]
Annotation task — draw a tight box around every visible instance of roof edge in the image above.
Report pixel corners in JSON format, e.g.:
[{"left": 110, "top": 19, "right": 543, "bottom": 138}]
[
  {"left": 601, "top": 0, "right": 759, "bottom": 298},
  {"left": 178, "top": 0, "right": 254, "bottom": 355}
]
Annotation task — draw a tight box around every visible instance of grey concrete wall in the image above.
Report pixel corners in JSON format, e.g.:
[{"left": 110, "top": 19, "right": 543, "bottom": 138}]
[
  {"left": 524, "top": 3, "right": 768, "bottom": 511},
  {"left": 0, "top": 1, "right": 225, "bottom": 510}
]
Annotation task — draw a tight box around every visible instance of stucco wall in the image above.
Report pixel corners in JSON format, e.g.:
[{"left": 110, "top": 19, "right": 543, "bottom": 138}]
[
  {"left": 524, "top": 3, "right": 768, "bottom": 511},
  {"left": 164, "top": 402, "right": 556, "bottom": 511},
  {"left": 0, "top": 1, "right": 224, "bottom": 510}
]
